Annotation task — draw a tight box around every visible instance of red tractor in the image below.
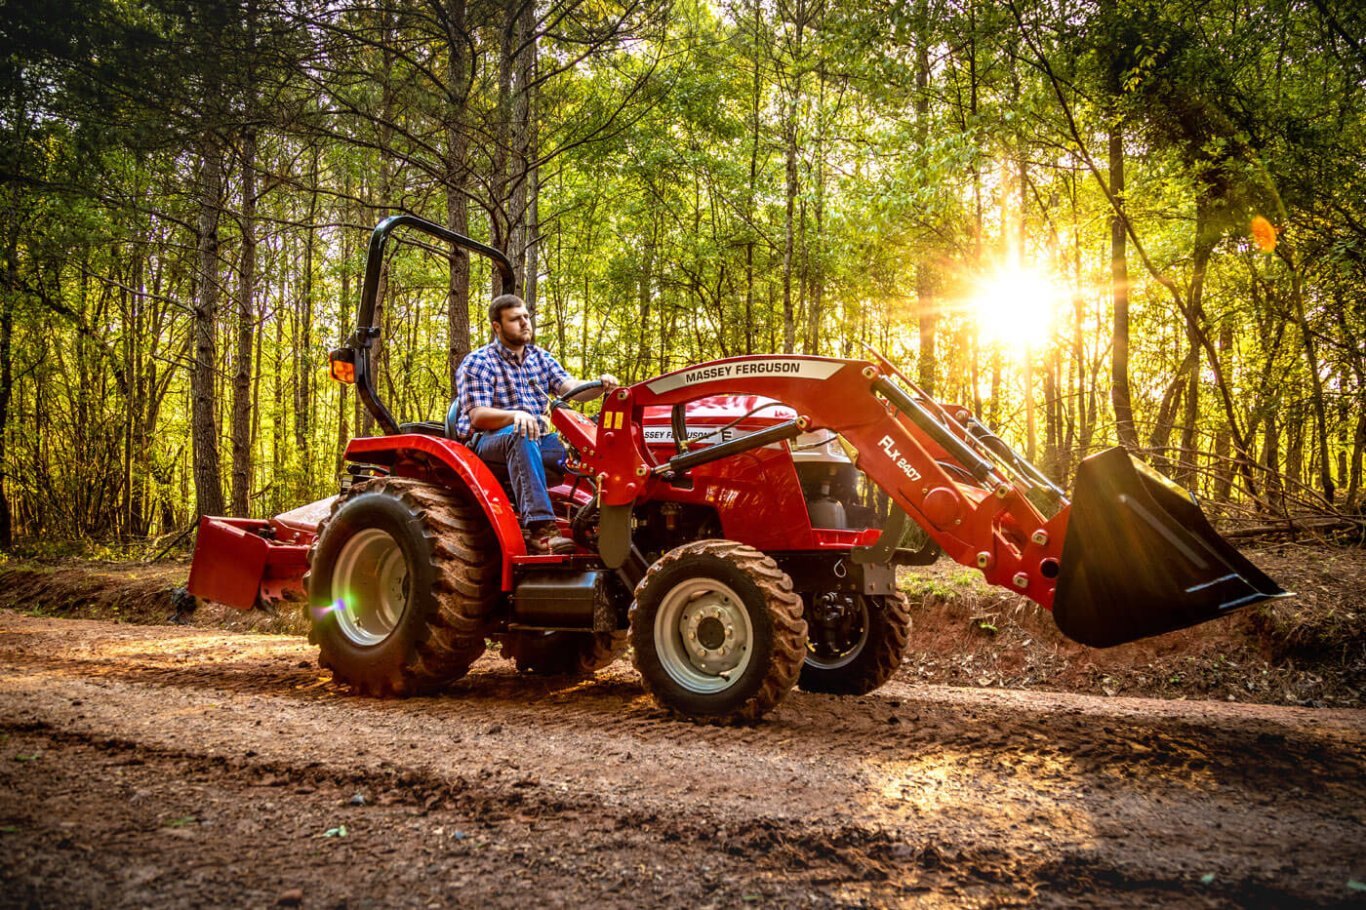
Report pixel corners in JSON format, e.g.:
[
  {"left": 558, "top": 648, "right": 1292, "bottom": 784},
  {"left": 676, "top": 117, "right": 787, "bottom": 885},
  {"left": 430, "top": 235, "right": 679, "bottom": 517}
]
[{"left": 187, "top": 216, "right": 1288, "bottom": 723}]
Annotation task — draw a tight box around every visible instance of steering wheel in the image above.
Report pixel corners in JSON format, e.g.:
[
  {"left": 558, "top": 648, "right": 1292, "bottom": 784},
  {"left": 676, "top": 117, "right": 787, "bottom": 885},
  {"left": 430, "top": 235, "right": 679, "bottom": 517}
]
[{"left": 550, "top": 380, "right": 605, "bottom": 410}]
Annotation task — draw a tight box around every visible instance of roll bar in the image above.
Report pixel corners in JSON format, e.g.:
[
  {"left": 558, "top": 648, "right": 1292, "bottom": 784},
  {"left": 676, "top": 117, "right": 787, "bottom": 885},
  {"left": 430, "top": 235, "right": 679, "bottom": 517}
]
[{"left": 341, "top": 214, "right": 517, "bottom": 435}]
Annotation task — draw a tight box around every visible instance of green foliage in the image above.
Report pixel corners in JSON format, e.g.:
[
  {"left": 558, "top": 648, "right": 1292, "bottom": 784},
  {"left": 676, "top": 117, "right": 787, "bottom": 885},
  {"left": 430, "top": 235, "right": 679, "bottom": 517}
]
[{"left": 0, "top": 0, "right": 1363, "bottom": 546}]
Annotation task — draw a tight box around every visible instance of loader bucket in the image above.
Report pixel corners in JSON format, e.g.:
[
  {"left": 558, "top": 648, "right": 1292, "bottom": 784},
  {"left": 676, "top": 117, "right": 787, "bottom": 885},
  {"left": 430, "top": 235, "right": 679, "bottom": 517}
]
[{"left": 1053, "top": 447, "right": 1289, "bottom": 647}]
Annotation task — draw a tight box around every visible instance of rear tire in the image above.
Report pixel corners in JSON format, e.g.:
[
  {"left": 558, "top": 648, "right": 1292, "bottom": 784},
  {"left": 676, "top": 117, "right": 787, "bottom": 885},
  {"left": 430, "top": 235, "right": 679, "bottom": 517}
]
[
  {"left": 798, "top": 592, "right": 910, "bottom": 695},
  {"left": 305, "top": 477, "right": 499, "bottom": 696},
  {"left": 631, "top": 540, "right": 806, "bottom": 724},
  {"left": 504, "top": 630, "right": 629, "bottom": 676}
]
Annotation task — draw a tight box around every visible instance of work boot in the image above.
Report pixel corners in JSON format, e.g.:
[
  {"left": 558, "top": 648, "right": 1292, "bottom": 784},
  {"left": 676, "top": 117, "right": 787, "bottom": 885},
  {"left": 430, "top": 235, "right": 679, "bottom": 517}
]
[{"left": 525, "top": 521, "right": 576, "bottom": 555}]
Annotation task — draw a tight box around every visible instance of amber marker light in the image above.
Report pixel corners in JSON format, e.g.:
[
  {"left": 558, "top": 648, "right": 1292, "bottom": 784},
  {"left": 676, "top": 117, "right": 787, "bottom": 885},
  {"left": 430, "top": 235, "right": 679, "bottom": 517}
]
[{"left": 328, "top": 349, "right": 356, "bottom": 384}]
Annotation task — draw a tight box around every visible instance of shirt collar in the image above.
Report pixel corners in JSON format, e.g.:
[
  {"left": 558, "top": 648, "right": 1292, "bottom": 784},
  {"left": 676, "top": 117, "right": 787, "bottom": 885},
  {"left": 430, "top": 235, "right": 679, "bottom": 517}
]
[{"left": 494, "top": 338, "right": 533, "bottom": 365}]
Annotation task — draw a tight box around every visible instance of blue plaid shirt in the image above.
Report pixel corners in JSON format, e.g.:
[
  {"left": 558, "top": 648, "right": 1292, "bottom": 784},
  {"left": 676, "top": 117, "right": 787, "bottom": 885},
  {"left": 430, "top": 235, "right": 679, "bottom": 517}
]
[{"left": 453, "top": 339, "right": 571, "bottom": 439}]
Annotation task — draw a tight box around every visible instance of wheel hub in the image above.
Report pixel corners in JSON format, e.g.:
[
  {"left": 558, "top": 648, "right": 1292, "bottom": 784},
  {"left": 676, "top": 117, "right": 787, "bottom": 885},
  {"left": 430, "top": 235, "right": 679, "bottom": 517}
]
[
  {"left": 654, "top": 578, "right": 754, "bottom": 693},
  {"left": 331, "top": 528, "right": 409, "bottom": 647},
  {"left": 696, "top": 616, "right": 726, "bottom": 650},
  {"left": 805, "top": 594, "right": 869, "bottom": 669}
]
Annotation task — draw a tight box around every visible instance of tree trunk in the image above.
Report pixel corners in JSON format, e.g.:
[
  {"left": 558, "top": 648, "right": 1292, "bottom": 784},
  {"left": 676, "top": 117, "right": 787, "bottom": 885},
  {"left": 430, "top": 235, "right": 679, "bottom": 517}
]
[
  {"left": 295, "top": 146, "right": 318, "bottom": 483},
  {"left": 443, "top": 0, "right": 472, "bottom": 392},
  {"left": 230, "top": 128, "right": 257, "bottom": 517},
  {"left": 1284, "top": 253, "right": 1335, "bottom": 502},
  {"left": 191, "top": 134, "right": 226, "bottom": 518},
  {"left": 914, "top": 8, "right": 935, "bottom": 394},
  {"left": 1109, "top": 126, "right": 1138, "bottom": 450},
  {"left": 493, "top": 0, "right": 535, "bottom": 296},
  {"left": 1175, "top": 201, "right": 1217, "bottom": 488},
  {"left": 782, "top": 98, "right": 798, "bottom": 355},
  {"left": 0, "top": 294, "right": 12, "bottom": 549},
  {"left": 916, "top": 265, "right": 937, "bottom": 395},
  {"left": 744, "top": 0, "right": 762, "bottom": 357},
  {"left": 1212, "top": 319, "right": 1235, "bottom": 500}
]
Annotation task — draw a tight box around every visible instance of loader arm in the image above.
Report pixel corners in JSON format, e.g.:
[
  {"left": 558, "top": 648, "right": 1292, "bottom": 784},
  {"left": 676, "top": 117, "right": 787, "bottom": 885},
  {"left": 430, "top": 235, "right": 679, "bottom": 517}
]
[
  {"left": 556, "top": 354, "right": 1288, "bottom": 646},
  {"left": 560, "top": 355, "right": 1064, "bottom": 607}
]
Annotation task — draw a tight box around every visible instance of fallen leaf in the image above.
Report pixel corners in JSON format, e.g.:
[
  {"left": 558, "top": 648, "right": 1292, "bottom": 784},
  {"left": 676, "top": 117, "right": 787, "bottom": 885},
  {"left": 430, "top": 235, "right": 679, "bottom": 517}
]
[
  {"left": 13, "top": 754, "right": 39, "bottom": 762},
  {"left": 1348, "top": 880, "right": 1366, "bottom": 893},
  {"left": 321, "top": 825, "right": 348, "bottom": 838},
  {"left": 1200, "top": 873, "right": 1216, "bottom": 885},
  {"left": 165, "top": 816, "right": 196, "bottom": 828}
]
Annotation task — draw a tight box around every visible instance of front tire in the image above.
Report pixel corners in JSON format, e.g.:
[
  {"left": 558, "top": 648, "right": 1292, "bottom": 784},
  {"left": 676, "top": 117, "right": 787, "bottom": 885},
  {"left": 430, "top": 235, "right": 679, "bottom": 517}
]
[
  {"left": 798, "top": 593, "right": 910, "bottom": 695},
  {"left": 305, "top": 477, "right": 499, "bottom": 696},
  {"left": 631, "top": 540, "right": 806, "bottom": 723}
]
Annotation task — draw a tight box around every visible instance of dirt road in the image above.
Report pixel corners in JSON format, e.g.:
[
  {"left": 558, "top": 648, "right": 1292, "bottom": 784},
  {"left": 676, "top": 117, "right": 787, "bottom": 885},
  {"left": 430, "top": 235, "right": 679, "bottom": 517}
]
[{"left": 1, "top": 610, "right": 1362, "bottom": 908}]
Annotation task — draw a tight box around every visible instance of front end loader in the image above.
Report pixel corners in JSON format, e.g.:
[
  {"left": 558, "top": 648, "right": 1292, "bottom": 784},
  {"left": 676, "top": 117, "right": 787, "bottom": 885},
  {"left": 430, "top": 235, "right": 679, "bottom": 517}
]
[{"left": 187, "top": 215, "right": 1289, "bottom": 722}]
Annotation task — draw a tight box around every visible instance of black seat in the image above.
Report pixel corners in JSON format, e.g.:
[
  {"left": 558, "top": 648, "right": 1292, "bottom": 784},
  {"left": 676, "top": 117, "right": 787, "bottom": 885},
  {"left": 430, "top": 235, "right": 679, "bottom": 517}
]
[{"left": 397, "top": 421, "right": 447, "bottom": 437}]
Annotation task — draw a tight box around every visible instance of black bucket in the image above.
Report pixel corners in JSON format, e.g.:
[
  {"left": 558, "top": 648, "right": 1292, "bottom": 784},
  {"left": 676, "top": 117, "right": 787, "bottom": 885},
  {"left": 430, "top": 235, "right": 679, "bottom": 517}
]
[{"left": 1053, "top": 447, "right": 1290, "bottom": 647}]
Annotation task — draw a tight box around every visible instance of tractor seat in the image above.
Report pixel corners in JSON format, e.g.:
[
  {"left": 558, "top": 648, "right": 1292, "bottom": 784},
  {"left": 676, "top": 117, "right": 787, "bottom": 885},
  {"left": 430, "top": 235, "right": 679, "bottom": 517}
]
[{"left": 397, "top": 421, "right": 447, "bottom": 437}]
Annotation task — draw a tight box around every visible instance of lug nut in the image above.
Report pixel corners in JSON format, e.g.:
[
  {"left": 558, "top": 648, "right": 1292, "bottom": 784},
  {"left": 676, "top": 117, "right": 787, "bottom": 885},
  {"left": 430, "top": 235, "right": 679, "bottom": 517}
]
[
  {"left": 1013, "top": 572, "right": 1029, "bottom": 589},
  {"left": 1031, "top": 530, "right": 1049, "bottom": 547}
]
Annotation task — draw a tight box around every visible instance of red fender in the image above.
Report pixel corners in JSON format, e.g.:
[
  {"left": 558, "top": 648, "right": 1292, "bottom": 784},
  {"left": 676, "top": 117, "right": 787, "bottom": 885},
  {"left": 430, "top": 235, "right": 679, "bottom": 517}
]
[{"left": 344, "top": 434, "right": 525, "bottom": 590}]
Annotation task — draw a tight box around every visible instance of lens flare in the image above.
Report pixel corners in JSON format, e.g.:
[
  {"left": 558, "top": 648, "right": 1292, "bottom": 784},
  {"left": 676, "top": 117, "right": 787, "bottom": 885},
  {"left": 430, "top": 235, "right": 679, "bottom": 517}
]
[
  {"left": 969, "top": 265, "right": 1060, "bottom": 353},
  {"left": 310, "top": 597, "right": 346, "bottom": 622},
  {"left": 1250, "top": 215, "right": 1278, "bottom": 253}
]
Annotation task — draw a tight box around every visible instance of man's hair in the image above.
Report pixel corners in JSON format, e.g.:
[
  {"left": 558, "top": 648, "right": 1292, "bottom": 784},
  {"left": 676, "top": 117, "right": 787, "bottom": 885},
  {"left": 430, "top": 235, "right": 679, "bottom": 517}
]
[{"left": 489, "top": 294, "right": 526, "bottom": 325}]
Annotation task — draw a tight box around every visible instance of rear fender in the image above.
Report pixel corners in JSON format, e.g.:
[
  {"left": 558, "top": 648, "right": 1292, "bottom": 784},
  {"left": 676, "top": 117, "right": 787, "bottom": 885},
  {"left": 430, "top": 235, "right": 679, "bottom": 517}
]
[{"left": 344, "top": 434, "right": 524, "bottom": 589}]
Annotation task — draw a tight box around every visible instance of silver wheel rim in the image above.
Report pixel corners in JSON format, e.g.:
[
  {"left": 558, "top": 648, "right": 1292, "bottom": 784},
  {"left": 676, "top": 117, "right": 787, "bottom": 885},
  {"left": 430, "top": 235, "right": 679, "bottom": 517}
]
[
  {"left": 805, "top": 597, "right": 869, "bottom": 670},
  {"left": 330, "top": 528, "right": 409, "bottom": 646},
  {"left": 654, "top": 578, "right": 754, "bottom": 694}
]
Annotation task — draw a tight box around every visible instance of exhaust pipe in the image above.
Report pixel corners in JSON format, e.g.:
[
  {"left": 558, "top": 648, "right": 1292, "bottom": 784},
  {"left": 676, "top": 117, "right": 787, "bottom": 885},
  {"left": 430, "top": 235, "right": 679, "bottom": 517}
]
[{"left": 1053, "top": 447, "right": 1290, "bottom": 647}]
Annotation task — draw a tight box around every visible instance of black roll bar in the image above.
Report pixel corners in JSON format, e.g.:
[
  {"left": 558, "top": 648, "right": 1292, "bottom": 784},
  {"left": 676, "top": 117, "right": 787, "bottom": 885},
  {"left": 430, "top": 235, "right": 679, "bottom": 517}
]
[{"left": 348, "top": 214, "right": 517, "bottom": 435}]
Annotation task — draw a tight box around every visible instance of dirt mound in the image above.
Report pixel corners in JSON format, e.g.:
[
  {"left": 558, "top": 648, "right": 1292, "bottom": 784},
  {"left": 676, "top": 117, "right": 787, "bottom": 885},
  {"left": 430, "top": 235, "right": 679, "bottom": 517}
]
[
  {"left": 894, "top": 542, "right": 1364, "bottom": 707},
  {"left": 0, "top": 559, "right": 306, "bottom": 635}
]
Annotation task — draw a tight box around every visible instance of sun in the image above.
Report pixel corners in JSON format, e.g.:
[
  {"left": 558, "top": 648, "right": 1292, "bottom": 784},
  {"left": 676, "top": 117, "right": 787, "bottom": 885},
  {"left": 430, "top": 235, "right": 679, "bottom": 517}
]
[{"left": 968, "top": 264, "right": 1061, "bottom": 353}]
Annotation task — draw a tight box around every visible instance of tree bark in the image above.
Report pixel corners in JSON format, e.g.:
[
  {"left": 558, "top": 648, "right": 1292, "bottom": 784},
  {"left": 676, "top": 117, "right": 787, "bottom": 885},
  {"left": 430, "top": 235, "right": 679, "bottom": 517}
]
[
  {"left": 1283, "top": 251, "right": 1335, "bottom": 502},
  {"left": 230, "top": 127, "right": 257, "bottom": 517},
  {"left": 294, "top": 146, "right": 318, "bottom": 481},
  {"left": 1108, "top": 126, "right": 1138, "bottom": 450},
  {"left": 192, "top": 133, "right": 226, "bottom": 518},
  {"left": 443, "top": 0, "right": 472, "bottom": 392},
  {"left": 782, "top": 99, "right": 798, "bottom": 354},
  {"left": 0, "top": 292, "right": 12, "bottom": 549}
]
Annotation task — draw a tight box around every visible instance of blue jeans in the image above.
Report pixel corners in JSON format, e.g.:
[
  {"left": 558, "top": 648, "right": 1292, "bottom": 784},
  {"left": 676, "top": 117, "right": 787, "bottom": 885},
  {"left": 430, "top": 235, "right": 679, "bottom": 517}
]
[{"left": 474, "top": 425, "right": 566, "bottom": 526}]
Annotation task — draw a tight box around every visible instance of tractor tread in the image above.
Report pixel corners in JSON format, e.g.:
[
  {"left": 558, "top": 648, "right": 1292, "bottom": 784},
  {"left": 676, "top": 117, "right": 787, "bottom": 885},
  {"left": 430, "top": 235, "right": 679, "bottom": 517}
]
[
  {"left": 631, "top": 538, "right": 806, "bottom": 725},
  {"left": 305, "top": 476, "right": 498, "bottom": 697},
  {"left": 798, "top": 592, "right": 910, "bottom": 695}
]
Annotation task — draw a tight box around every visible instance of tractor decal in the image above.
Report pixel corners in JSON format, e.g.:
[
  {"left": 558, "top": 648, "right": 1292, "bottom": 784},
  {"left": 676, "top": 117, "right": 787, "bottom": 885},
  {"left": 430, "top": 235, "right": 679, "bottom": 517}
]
[{"left": 645, "top": 357, "right": 844, "bottom": 395}]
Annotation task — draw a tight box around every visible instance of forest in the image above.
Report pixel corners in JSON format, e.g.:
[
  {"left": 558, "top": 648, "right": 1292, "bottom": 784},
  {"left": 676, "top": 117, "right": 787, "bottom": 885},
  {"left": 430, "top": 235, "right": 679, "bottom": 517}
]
[{"left": 1, "top": 0, "right": 1364, "bottom": 549}]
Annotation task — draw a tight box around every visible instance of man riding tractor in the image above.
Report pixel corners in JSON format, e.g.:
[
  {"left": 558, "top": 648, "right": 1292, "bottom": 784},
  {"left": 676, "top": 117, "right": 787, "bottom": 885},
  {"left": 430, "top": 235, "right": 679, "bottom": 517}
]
[{"left": 450, "top": 293, "right": 619, "bottom": 554}]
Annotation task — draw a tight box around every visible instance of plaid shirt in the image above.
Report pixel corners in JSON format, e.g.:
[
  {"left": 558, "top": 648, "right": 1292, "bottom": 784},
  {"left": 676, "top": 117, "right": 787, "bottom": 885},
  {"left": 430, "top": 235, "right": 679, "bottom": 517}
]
[{"left": 453, "top": 339, "right": 571, "bottom": 439}]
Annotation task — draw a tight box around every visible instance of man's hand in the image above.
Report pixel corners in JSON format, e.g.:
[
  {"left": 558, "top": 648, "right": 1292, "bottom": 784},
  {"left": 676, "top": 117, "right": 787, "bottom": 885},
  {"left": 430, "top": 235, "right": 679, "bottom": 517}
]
[
  {"left": 510, "top": 410, "right": 543, "bottom": 440},
  {"left": 599, "top": 374, "right": 621, "bottom": 394}
]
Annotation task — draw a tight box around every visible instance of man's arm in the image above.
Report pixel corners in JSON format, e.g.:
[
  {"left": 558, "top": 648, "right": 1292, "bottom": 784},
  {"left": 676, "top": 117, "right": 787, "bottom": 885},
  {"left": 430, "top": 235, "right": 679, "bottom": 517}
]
[
  {"left": 470, "top": 405, "right": 545, "bottom": 438},
  {"left": 555, "top": 373, "right": 621, "bottom": 401}
]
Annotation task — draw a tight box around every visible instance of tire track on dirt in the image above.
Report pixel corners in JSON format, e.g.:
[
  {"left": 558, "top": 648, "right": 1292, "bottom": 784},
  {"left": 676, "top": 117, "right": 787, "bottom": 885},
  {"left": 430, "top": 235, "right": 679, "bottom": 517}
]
[
  {"left": 3, "top": 638, "right": 1360, "bottom": 807},
  {"left": 2, "top": 611, "right": 1364, "bottom": 907}
]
